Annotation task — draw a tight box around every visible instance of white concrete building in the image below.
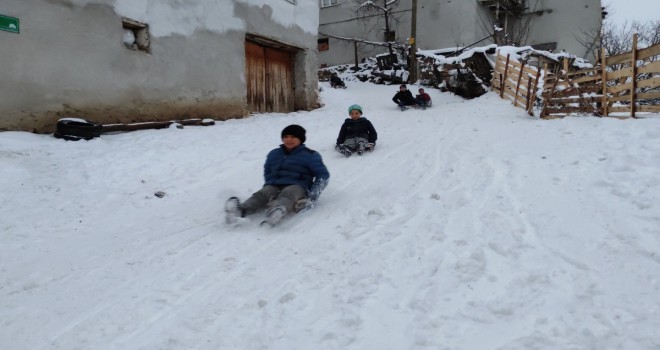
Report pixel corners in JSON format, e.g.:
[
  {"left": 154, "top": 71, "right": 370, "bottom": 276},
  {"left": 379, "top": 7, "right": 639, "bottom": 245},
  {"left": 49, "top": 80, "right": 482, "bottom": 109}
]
[
  {"left": 319, "top": 0, "right": 602, "bottom": 67},
  {"left": 0, "top": 0, "right": 320, "bottom": 133}
]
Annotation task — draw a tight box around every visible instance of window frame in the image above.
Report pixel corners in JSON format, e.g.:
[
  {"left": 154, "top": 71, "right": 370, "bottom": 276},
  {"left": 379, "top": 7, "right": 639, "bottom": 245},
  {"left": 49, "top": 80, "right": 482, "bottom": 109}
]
[
  {"left": 317, "top": 37, "right": 329, "bottom": 52},
  {"left": 121, "top": 17, "right": 150, "bottom": 53}
]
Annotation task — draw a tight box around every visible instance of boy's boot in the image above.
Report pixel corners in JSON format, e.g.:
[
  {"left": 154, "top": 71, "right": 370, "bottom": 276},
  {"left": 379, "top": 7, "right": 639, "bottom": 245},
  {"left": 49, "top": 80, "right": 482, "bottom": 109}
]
[
  {"left": 357, "top": 141, "right": 366, "bottom": 155},
  {"left": 336, "top": 144, "right": 352, "bottom": 157},
  {"left": 224, "top": 197, "right": 242, "bottom": 224},
  {"left": 265, "top": 205, "right": 287, "bottom": 226},
  {"left": 341, "top": 146, "right": 352, "bottom": 157}
]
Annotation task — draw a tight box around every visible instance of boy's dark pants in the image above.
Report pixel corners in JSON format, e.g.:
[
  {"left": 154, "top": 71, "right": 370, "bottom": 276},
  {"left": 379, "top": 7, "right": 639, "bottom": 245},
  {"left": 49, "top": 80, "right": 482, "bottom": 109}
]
[{"left": 241, "top": 185, "right": 306, "bottom": 215}]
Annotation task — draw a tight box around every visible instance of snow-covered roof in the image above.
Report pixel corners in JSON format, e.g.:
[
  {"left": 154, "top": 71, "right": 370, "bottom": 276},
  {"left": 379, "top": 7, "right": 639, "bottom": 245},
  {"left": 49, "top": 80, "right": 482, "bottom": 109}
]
[{"left": 417, "top": 44, "right": 593, "bottom": 69}]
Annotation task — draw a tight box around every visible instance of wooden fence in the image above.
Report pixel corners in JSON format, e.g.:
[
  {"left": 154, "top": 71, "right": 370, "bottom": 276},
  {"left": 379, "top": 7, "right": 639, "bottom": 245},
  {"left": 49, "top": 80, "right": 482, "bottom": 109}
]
[
  {"left": 541, "top": 64, "right": 603, "bottom": 118},
  {"left": 601, "top": 35, "right": 660, "bottom": 117},
  {"left": 491, "top": 53, "right": 542, "bottom": 116},
  {"left": 491, "top": 35, "right": 660, "bottom": 118}
]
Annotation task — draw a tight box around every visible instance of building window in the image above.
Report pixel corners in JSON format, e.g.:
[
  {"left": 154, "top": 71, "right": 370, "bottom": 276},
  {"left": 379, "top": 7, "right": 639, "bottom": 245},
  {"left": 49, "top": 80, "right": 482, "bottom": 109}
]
[
  {"left": 318, "top": 38, "right": 329, "bottom": 52},
  {"left": 122, "top": 17, "right": 150, "bottom": 53},
  {"left": 322, "top": 0, "right": 338, "bottom": 7}
]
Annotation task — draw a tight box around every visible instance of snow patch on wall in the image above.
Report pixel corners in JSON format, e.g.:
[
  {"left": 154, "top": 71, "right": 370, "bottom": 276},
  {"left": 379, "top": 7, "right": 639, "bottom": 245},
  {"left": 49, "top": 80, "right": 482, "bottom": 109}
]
[
  {"left": 112, "top": 0, "right": 243, "bottom": 37},
  {"left": 67, "top": 0, "right": 319, "bottom": 37},
  {"left": 236, "top": 0, "right": 319, "bottom": 34}
]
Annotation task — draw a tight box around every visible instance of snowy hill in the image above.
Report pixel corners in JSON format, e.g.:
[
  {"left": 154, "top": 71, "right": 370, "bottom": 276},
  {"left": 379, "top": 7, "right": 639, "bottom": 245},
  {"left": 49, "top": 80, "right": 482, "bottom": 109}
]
[{"left": 1, "top": 82, "right": 659, "bottom": 349}]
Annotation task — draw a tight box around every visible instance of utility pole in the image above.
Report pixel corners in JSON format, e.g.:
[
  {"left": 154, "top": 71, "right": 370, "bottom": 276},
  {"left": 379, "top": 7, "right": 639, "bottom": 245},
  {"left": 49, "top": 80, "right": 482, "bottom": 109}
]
[{"left": 408, "top": 0, "right": 418, "bottom": 84}]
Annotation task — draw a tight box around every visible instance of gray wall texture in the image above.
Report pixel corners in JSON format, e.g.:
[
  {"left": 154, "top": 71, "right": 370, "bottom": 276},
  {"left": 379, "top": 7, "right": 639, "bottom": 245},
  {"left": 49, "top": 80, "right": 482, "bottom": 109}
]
[
  {"left": 0, "top": 1, "right": 320, "bottom": 133},
  {"left": 319, "top": 0, "right": 602, "bottom": 67}
]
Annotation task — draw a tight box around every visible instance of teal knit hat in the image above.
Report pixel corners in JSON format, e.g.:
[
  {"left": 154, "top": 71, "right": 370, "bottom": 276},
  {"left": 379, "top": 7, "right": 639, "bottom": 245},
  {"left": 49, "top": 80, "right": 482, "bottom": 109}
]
[{"left": 348, "top": 104, "right": 363, "bottom": 114}]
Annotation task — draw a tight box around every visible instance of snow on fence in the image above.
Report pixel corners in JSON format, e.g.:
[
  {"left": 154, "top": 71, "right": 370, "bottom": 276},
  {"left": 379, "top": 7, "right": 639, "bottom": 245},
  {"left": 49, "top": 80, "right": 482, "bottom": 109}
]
[{"left": 492, "top": 35, "right": 660, "bottom": 119}]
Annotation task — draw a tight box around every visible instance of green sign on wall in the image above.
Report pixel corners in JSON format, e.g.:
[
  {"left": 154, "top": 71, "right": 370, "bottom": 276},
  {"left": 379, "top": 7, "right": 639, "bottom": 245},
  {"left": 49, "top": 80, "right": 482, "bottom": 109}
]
[{"left": 0, "top": 14, "right": 20, "bottom": 34}]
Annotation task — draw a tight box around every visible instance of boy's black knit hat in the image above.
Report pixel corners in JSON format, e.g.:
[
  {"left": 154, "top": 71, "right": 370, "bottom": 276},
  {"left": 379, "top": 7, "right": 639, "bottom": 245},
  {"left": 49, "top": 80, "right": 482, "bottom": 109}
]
[{"left": 281, "top": 124, "right": 306, "bottom": 143}]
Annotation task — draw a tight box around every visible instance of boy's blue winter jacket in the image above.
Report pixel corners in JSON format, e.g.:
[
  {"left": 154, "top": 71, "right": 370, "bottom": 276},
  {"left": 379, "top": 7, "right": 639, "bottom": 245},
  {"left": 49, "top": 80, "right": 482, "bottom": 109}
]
[{"left": 264, "top": 144, "right": 330, "bottom": 199}]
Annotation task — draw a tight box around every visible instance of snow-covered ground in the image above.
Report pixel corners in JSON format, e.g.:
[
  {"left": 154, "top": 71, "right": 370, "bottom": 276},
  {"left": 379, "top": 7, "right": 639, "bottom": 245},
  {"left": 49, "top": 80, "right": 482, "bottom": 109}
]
[{"left": 1, "top": 82, "right": 659, "bottom": 350}]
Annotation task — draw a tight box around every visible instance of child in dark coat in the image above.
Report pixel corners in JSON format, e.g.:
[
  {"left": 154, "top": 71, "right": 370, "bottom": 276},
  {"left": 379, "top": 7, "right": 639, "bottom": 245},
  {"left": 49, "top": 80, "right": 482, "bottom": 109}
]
[
  {"left": 335, "top": 104, "right": 378, "bottom": 157},
  {"left": 392, "top": 84, "right": 417, "bottom": 110},
  {"left": 330, "top": 72, "right": 346, "bottom": 88}
]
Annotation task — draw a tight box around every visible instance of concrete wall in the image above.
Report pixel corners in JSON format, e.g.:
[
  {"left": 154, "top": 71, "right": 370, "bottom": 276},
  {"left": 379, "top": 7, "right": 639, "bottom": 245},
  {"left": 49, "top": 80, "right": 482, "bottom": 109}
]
[
  {"left": 525, "top": 0, "right": 602, "bottom": 61},
  {"left": 318, "top": 0, "right": 493, "bottom": 67},
  {"left": 0, "top": 0, "right": 319, "bottom": 133},
  {"left": 416, "top": 1, "right": 488, "bottom": 50},
  {"left": 319, "top": 0, "right": 601, "bottom": 67}
]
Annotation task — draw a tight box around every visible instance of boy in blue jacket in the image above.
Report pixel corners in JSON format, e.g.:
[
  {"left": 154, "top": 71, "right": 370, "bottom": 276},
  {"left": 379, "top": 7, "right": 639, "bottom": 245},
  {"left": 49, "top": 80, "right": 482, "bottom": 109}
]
[
  {"left": 335, "top": 104, "right": 378, "bottom": 157},
  {"left": 225, "top": 125, "right": 330, "bottom": 226}
]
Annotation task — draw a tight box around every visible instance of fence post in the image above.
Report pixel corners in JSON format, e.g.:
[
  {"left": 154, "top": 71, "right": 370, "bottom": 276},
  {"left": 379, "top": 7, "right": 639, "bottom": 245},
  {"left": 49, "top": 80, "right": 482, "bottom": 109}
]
[
  {"left": 530, "top": 68, "right": 542, "bottom": 116},
  {"left": 525, "top": 77, "right": 533, "bottom": 114},
  {"left": 601, "top": 47, "right": 608, "bottom": 117},
  {"left": 501, "top": 54, "right": 510, "bottom": 98},
  {"left": 513, "top": 61, "right": 526, "bottom": 107},
  {"left": 492, "top": 51, "right": 500, "bottom": 91},
  {"left": 631, "top": 33, "right": 638, "bottom": 118},
  {"left": 541, "top": 63, "right": 561, "bottom": 119}
]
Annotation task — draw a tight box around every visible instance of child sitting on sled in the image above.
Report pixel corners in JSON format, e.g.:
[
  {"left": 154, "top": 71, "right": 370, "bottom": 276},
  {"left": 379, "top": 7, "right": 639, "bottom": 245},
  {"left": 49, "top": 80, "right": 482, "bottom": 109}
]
[
  {"left": 335, "top": 104, "right": 378, "bottom": 157},
  {"left": 225, "top": 125, "right": 330, "bottom": 226},
  {"left": 392, "top": 84, "right": 417, "bottom": 110},
  {"left": 415, "top": 88, "right": 432, "bottom": 109},
  {"left": 330, "top": 72, "right": 346, "bottom": 89}
]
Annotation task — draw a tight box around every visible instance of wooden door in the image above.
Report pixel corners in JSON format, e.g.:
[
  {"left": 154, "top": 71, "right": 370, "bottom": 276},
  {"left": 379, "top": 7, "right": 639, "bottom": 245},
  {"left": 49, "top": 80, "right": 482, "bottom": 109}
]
[{"left": 245, "top": 41, "right": 294, "bottom": 113}]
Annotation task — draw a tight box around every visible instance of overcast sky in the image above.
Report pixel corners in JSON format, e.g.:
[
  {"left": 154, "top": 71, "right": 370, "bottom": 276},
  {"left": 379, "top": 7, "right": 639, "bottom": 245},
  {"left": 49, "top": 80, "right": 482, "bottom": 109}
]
[{"left": 603, "top": 0, "right": 659, "bottom": 25}]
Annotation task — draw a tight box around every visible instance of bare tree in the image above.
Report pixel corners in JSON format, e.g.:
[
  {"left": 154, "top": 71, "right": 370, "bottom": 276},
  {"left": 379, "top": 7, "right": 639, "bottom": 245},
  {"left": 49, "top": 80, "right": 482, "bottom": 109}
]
[
  {"left": 576, "top": 10, "right": 660, "bottom": 101},
  {"left": 632, "top": 20, "right": 660, "bottom": 48},
  {"left": 492, "top": 0, "right": 529, "bottom": 45},
  {"left": 353, "top": 0, "right": 404, "bottom": 56},
  {"left": 583, "top": 6, "right": 660, "bottom": 58},
  {"left": 477, "top": 0, "right": 536, "bottom": 47},
  {"left": 602, "top": 22, "right": 638, "bottom": 56}
]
